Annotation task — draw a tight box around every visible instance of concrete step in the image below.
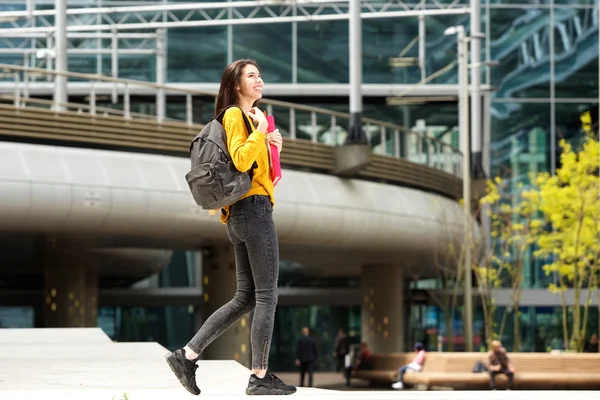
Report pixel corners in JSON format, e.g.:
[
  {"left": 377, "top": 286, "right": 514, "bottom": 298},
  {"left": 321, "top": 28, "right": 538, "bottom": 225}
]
[
  {"left": 0, "top": 327, "right": 113, "bottom": 345},
  {"left": 1, "top": 328, "right": 598, "bottom": 399}
]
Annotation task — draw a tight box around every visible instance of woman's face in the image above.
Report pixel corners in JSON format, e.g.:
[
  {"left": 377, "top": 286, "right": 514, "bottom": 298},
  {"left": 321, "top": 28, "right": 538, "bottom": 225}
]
[{"left": 237, "top": 64, "right": 263, "bottom": 102}]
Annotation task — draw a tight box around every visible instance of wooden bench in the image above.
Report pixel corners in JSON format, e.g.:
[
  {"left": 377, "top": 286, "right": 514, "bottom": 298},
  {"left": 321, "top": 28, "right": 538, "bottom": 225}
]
[{"left": 353, "top": 352, "right": 600, "bottom": 390}]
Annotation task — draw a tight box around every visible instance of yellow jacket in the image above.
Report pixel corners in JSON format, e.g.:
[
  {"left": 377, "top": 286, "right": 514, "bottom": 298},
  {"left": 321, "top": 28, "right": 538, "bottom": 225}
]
[{"left": 219, "top": 107, "right": 275, "bottom": 224}]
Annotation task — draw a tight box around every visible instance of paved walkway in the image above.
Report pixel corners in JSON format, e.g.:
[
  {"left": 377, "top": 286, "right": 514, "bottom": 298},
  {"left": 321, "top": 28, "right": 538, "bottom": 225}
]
[
  {"left": 2, "top": 328, "right": 599, "bottom": 400},
  {"left": 272, "top": 372, "right": 380, "bottom": 391}
]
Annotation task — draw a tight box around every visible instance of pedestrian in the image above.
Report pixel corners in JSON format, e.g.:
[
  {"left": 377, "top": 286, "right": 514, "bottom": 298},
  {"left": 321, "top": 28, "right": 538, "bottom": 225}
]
[
  {"left": 333, "top": 328, "right": 349, "bottom": 372},
  {"left": 295, "top": 327, "right": 318, "bottom": 387},
  {"left": 165, "top": 59, "right": 295, "bottom": 396}
]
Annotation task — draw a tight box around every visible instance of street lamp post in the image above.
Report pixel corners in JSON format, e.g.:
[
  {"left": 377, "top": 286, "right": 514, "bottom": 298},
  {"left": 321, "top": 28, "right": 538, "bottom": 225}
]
[{"left": 444, "top": 25, "right": 473, "bottom": 352}]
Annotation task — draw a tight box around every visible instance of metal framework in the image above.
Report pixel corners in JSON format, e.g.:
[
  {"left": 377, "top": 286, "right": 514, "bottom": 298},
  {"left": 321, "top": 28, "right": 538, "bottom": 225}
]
[
  {"left": 0, "top": 0, "right": 470, "bottom": 33},
  {"left": 0, "top": 0, "right": 476, "bottom": 121}
]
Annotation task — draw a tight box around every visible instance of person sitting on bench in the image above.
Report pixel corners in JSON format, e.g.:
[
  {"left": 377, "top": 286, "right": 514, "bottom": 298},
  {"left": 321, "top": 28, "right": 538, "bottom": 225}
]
[
  {"left": 345, "top": 342, "right": 373, "bottom": 386},
  {"left": 488, "top": 340, "right": 515, "bottom": 390},
  {"left": 391, "top": 342, "right": 426, "bottom": 390}
]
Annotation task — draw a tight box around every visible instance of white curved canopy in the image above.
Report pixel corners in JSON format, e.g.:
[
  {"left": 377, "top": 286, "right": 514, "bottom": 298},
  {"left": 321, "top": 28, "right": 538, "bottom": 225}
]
[{"left": 0, "top": 142, "right": 466, "bottom": 266}]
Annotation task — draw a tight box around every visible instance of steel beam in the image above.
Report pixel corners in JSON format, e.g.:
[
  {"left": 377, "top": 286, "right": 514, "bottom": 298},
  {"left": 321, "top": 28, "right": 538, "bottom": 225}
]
[
  {"left": 53, "top": 0, "right": 67, "bottom": 111},
  {"left": 347, "top": 0, "right": 364, "bottom": 143},
  {"left": 0, "top": 8, "right": 471, "bottom": 34},
  {"left": 0, "top": 81, "right": 495, "bottom": 97}
]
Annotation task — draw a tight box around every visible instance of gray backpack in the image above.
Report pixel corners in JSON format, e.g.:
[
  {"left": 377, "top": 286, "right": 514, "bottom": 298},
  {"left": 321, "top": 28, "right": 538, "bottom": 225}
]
[{"left": 185, "top": 106, "right": 256, "bottom": 210}]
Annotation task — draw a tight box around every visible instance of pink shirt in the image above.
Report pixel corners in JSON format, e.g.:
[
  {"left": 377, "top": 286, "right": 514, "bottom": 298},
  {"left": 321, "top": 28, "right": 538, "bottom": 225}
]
[{"left": 412, "top": 350, "right": 426, "bottom": 366}]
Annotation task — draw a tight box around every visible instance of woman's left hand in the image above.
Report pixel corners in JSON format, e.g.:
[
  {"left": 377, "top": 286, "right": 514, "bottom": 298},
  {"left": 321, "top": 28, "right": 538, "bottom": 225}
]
[{"left": 267, "top": 129, "right": 283, "bottom": 155}]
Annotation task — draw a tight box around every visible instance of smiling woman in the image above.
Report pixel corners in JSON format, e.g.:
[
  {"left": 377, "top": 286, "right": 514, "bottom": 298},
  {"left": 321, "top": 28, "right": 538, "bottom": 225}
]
[{"left": 165, "top": 59, "right": 296, "bottom": 397}]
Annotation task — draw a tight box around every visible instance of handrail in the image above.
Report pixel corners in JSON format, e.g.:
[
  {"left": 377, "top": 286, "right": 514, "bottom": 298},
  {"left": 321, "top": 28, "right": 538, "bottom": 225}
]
[
  {"left": 0, "top": 62, "right": 463, "bottom": 178},
  {"left": 1, "top": 63, "right": 405, "bottom": 130},
  {"left": 0, "top": 95, "right": 192, "bottom": 127}
]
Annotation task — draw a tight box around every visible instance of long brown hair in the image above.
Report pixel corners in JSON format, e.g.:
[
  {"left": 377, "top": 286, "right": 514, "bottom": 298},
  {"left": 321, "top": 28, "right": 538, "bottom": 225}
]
[{"left": 215, "top": 59, "right": 260, "bottom": 116}]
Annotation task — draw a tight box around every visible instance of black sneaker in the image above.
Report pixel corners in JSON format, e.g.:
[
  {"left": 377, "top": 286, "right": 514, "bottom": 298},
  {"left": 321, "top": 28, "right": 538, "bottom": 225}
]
[
  {"left": 246, "top": 373, "right": 297, "bottom": 395},
  {"left": 165, "top": 349, "right": 200, "bottom": 395}
]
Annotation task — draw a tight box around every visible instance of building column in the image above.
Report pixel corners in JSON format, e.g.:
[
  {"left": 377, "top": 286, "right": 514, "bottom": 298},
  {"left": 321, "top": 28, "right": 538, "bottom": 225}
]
[
  {"left": 201, "top": 246, "right": 251, "bottom": 368},
  {"left": 43, "top": 236, "right": 98, "bottom": 327},
  {"left": 361, "top": 264, "right": 405, "bottom": 354}
]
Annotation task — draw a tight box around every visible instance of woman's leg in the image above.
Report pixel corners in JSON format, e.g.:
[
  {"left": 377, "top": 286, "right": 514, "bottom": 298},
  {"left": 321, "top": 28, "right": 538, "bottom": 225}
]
[
  {"left": 398, "top": 365, "right": 409, "bottom": 383},
  {"left": 184, "top": 221, "right": 256, "bottom": 357},
  {"left": 165, "top": 220, "right": 255, "bottom": 396},
  {"left": 242, "top": 205, "right": 279, "bottom": 373},
  {"left": 229, "top": 196, "right": 295, "bottom": 395}
]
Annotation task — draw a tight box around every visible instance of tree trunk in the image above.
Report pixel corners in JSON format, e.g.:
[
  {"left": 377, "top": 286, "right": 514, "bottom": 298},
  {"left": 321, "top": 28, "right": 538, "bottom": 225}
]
[
  {"left": 557, "top": 277, "right": 569, "bottom": 350},
  {"left": 597, "top": 287, "right": 600, "bottom": 341},
  {"left": 513, "top": 301, "right": 520, "bottom": 352},
  {"left": 560, "top": 288, "right": 569, "bottom": 350},
  {"left": 572, "top": 285, "right": 581, "bottom": 351},
  {"left": 580, "top": 282, "right": 593, "bottom": 353},
  {"left": 498, "top": 305, "right": 509, "bottom": 341},
  {"left": 445, "top": 311, "right": 454, "bottom": 351},
  {"left": 486, "top": 303, "right": 496, "bottom": 346}
]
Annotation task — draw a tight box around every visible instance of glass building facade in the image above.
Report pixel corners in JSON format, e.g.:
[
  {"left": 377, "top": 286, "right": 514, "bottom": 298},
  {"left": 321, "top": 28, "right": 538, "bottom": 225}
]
[{"left": 0, "top": 0, "right": 598, "bottom": 369}]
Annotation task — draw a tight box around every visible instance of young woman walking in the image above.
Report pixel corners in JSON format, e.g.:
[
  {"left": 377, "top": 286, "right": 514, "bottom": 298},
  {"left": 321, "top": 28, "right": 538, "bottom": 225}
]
[{"left": 165, "top": 59, "right": 295, "bottom": 396}]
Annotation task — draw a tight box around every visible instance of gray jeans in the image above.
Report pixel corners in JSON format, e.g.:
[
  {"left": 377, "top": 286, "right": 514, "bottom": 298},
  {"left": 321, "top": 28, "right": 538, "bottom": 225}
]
[{"left": 186, "top": 195, "right": 279, "bottom": 370}]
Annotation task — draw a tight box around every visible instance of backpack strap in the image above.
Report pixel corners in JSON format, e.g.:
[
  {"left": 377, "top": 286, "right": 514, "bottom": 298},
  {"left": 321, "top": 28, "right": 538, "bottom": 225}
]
[
  {"left": 215, "top": 105, "right": 254, "bottom": 136},
  {"left": 215, "top": 105, "right": 259, "bottom": 172}
]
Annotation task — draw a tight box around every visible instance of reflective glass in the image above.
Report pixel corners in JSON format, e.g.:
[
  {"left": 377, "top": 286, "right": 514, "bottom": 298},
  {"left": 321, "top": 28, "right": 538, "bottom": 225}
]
[
  {"left": 0, "top": 307, "right": 34, "bottom": 328},
  {"left": 98, "top": 305, "right": 196, "bottom": 350},
  {"left": 490, "top": 7, "right": 551, "bottom": 98},
  {"left": 271, "top": 305, "right": 361, "bottom": 372},
  {"left": 297, "top": 21, "right": 348, "bottom": 84},
  {"left": 490, "top": 101, "right": 551, "bottom": 177},
  {"left": 553, "top": 7, "right": 598, "bottom": 99},
  {"left": 232, "top": 23, "right": 293, "bottom": 83},
  {"left": 167, "top": 27, "right": 228, "bottom": 82}
]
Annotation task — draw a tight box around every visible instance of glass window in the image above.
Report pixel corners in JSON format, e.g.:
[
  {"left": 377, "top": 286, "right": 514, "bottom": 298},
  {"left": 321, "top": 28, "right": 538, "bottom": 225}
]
[
  {"left": 232, "top": 23, "right": 292, "bottom": 83},
  {"left": 159, "top": 250, "right": 196, "bottom": 288},
  {"left": 490, "top": 7, "right": 551, "bottom": 98},
  {"left": 422, "top": 14, "right": 472, "bottom": 85},
  {"left": 491, "top": 1, "right": 552, "bottom": 4},
  {"left": 556, "top": 102, "right": 598, "bottom": 142},
  {"left": 534, "top": 306, "right": 568, "bottom": 351},
  {"left": 271, "top": 305, "right": 360, "bottom": 372},
  {"left": 553, "top": 0, "right": 597, "bottom": 5},
  {"left": 98, "top": 305, "right": 196, "bottom": 350},
  {"left": 167, "top": 27, "right": 227, "bottom": 82},
  {"left": 0, "top": 307, "right": 34, "bottom": 328},
  {"left": 490, "top": 101, "right": 551, "bottom": 177},
  {"left": 553, "top": 8, "right": 598, "bottom": 99},
  {"left": 297, "top": 21, "right": 348, "bottom": 84}
]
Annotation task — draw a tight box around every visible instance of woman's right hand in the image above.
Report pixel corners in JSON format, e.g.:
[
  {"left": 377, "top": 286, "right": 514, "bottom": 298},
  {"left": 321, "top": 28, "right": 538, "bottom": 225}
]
[{"left": 247, "top": 107, "right": 268, "bottom": 133}]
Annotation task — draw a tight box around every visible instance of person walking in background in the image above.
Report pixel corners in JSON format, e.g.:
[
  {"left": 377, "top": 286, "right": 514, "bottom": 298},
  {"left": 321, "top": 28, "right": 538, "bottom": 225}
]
[
  {"left": 164, "top": 59, "right": 295, "bottom": 396},
  {"left": 295, "top": 327, "right": 318, "bottom": 387},
  {"left": 333, "top": 328, "right": 349, "bottom": 372},
  {"left": 488, "top": 340, "right": 515, "bottom": 390},
  {"left": 391, "top": 342, "right": 426, "bottom": 390}
]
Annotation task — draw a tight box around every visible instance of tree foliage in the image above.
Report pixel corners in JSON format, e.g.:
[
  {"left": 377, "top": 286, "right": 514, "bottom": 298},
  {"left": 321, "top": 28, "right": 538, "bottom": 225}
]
[
  {"left": 476, "top": 137, "right": 599, "bottom": 351},
  {"left": 531, "top": 138, "right": 600, "bottom": 351},
  {"left": 476, "top": 176, "right": 538, "bottom": 349}
]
